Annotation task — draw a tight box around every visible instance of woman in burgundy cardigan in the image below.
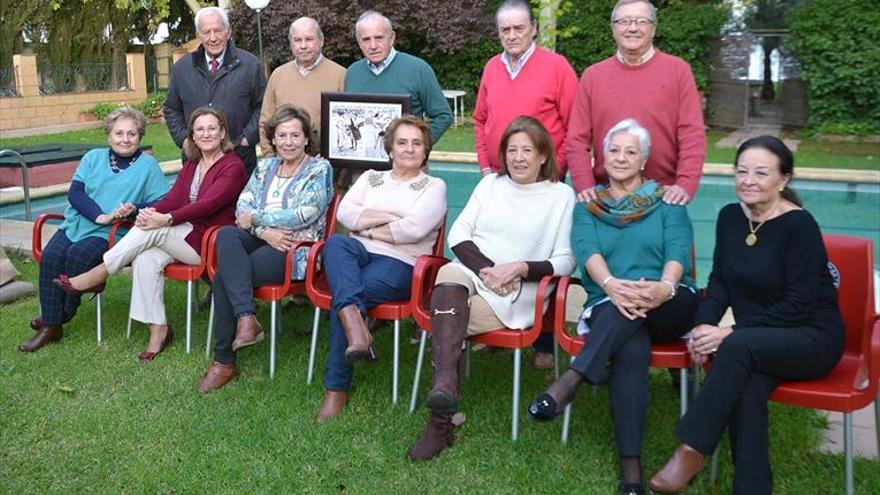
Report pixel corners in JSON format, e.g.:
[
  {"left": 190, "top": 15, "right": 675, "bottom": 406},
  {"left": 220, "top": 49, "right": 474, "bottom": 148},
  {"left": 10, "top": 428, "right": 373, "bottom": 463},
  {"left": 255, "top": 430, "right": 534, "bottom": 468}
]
[{"left": 57, "top": 107, "right": 247, "bottom": 361}]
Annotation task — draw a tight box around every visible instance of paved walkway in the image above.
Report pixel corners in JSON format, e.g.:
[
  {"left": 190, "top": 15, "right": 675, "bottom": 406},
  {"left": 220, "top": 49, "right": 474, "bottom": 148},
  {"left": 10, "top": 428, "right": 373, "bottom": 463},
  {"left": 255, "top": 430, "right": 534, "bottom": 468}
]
[{"left": 0, "top": 216, "right": 876, "bottom": 459}]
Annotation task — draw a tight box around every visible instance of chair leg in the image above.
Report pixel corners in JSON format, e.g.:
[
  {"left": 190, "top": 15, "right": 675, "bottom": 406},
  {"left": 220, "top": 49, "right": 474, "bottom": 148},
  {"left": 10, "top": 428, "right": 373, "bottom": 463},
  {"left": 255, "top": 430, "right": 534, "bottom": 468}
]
[
  {"left": 409, "top": 329, "right": 428, "bottom": 413},
  {"left": 126, "top": 316, "right": 132, "bottom": 339},
  {"left": 553, "top": 334, "right": 560, "bottom": 379},
  {"left": 205, "top": 299, "right": 214, "bottom": 358},
  {"left": 561, "top": 356, "right": 575, "bottom": 444},
  {"left": 306, "top": 307, "right": 320, "bottom": 385},
  {"left": 874, "top": 394, "right": 880, "bottom": 458},
  {"left": 269, "top": 300, "right": 277, "bottom": 379},
  {"left": 392, "top": 319, "right": 400, "bottom": 405},
  {"left": 680, "top": 368, "right": 688, "bottom": 418},
  {"left": 96, "top": 293, "right": 102, "bottom": 343},
  {"left": 465, "top": 341, "right": 471, "bottom": 378},
  {"left": 512, "top": 347, "right": 521, "bottom": 441},
  {"left": 709, "top": 449, "right": 719, "bottom": 484},
  {"left": 844, "top": 412, "right": 853, "bottom": 495},
  {"left": 185, "top": 280, "right": 193, "bottom": 354}
]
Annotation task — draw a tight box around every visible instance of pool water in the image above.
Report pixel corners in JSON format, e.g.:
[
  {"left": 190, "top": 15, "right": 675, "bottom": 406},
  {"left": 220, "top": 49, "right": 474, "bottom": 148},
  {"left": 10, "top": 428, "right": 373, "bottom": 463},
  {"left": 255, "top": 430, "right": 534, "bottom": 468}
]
[{"left": 2, "top": 162, "right": 878, "bottom": 287}]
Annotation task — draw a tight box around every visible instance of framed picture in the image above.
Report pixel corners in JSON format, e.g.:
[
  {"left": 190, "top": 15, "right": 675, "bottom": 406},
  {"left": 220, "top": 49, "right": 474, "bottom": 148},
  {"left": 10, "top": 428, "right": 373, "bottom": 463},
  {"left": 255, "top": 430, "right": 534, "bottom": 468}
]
[{"left": 321, "top": 92, "right": 412, "bottom": 170}]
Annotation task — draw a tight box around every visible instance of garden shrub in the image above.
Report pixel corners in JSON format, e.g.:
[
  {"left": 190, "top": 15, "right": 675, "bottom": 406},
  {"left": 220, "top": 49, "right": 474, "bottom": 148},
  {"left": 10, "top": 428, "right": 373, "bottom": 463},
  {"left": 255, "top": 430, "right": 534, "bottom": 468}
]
[{"left": 787, "top": 0, "right": 880, "bottom": 132}]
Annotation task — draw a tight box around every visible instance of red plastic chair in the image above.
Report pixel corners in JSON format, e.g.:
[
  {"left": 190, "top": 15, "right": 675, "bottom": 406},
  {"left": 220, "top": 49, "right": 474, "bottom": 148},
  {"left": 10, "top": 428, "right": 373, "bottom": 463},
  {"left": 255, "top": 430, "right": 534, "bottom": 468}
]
[
  {"left": 305, "top": 217, "right": 446, "bottom": 405},
  {"left": 205, "top": 194, "right": 340, "bottom": 378},
  {"left": 407, "top": 254, "right": 561, "bottom": 440},
  {"left": 118, "top": 223, "right": 221, "bottom": 354},
  {"left": 32, "top": 214, "right": 126, "bottom": 342},
  {"left": 708, "top": 234, "right": 879, "bottom": 495}
]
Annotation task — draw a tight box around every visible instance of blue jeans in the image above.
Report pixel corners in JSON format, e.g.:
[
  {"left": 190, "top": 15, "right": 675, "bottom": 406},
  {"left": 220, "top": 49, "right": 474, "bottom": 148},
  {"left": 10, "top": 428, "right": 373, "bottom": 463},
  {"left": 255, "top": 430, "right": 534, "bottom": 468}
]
[{"left": 322, "top": 235, "right": 413, "bottom": 391}]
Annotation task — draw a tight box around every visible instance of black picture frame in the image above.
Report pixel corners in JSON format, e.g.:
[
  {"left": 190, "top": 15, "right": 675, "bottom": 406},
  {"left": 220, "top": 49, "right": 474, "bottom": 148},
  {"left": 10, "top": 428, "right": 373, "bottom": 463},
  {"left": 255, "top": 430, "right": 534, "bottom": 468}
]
[{"left": 320, "top": 92, "right": 412, "bottom": 171}]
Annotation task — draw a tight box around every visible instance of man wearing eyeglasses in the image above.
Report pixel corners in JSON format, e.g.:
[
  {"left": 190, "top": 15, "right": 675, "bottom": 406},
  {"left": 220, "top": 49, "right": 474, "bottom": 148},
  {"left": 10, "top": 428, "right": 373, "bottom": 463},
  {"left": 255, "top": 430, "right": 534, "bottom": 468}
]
[
  {"left": 164, "top": 6, "right": 267, "bottom": 176},
  {"left": 565, "top": 0, "right": 706, "bottom": 205},
  {"left": 473, "top": 0, "right": 578, "bottom": 178}
]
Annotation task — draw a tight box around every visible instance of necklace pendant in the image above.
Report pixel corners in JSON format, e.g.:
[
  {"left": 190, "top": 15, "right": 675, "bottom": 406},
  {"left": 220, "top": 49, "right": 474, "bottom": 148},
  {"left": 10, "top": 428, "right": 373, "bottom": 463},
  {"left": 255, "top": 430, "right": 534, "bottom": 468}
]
[
  {"left": 272, "top": 189, "right": 280, "bottom": 198},
  {"left": 745, "top": 233, "right": 757, "bottom": 247}
]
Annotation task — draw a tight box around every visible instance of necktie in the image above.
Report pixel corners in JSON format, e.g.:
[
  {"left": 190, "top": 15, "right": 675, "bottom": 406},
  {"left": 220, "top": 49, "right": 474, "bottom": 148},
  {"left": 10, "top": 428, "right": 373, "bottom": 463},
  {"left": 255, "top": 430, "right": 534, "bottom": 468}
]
[{"left": 210, "top": 59, "right": 218, "bottom": 75}]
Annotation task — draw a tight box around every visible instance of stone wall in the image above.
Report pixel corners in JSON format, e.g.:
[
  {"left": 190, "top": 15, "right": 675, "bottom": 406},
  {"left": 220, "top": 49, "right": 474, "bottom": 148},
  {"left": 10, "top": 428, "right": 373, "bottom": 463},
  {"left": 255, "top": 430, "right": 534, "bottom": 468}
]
[{"left": 0, "top": 53, "right": 147, "bottom": 131}]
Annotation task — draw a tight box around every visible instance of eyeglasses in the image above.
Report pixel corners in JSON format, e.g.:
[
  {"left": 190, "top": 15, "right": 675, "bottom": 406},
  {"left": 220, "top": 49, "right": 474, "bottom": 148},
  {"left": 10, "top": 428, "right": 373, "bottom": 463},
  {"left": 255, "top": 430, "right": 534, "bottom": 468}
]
[{"left": 612, "top": 17, "right": 654, "bottom": 27}]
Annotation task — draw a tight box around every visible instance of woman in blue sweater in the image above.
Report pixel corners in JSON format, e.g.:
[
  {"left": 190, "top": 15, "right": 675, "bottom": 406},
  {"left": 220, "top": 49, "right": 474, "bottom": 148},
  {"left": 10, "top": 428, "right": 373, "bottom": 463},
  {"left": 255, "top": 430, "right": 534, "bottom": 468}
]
[{"left": 20, "top": 105, "right": 168, "bottom": 352}]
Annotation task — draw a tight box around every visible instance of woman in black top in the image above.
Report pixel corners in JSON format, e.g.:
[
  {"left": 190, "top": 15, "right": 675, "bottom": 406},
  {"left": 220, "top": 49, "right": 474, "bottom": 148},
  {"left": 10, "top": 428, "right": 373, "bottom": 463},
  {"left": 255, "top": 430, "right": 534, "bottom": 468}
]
[{"left": 649, "top": 136, "right": 845, "bottom": 495}]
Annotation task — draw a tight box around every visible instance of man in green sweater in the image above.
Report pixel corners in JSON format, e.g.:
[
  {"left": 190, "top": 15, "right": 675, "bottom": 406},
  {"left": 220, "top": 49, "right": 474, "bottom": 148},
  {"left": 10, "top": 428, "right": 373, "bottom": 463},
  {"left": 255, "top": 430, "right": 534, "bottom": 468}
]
[{"left": 345, "top": 11, "right": 453, "bottom": 144}]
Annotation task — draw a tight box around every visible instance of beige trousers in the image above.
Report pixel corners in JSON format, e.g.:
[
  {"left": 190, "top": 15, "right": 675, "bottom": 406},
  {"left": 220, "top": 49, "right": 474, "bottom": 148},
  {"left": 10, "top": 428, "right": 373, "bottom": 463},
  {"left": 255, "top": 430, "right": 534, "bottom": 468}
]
[
  {"left": 435, "top": 263, "right": 589, "bottom": 336},
  {"left": 103, "top": 223, "right": 200, "bottom": 325}
]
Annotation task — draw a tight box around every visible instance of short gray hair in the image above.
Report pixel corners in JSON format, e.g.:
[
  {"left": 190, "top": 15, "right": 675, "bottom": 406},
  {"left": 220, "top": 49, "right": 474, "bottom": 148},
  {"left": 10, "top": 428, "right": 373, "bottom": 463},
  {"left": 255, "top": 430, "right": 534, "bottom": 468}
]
[
  {"left": 290, "top": 16, "right": 324, "bottom": 44},
  {"left": 103, "top": 104, "right": 148, "bottom": 139},
  {"left": 195, "top": 7, "right": 230, "bottom": 32},
  {"left": 610, "top": 0, "right": 657, "bottom": 25},
  {"left": 496, "top": 0, "right": 534, "bottom": 26},
  {"left": 355, "top": 10, "right": 393, "bottom": 38},
  {"left": 603, "top": 118, "right": 651, "bottom": 159}
]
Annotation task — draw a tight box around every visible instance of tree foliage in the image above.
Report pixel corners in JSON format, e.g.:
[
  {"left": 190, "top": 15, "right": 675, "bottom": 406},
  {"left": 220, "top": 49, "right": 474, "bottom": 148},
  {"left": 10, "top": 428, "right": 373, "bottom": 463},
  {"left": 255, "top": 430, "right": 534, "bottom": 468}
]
[
  {"left": 227, "top": 0, "right": 492, "bottom": 71},
  {"left": 787, "top": 0, "right": 880, "bottom": 130}
]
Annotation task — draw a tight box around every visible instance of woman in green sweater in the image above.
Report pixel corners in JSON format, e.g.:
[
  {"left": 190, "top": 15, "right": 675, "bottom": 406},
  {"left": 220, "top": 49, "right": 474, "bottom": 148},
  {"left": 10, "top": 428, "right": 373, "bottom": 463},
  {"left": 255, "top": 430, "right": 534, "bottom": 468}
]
[{"left": 527, "top": 118, "right": 698, "bottom": 495}]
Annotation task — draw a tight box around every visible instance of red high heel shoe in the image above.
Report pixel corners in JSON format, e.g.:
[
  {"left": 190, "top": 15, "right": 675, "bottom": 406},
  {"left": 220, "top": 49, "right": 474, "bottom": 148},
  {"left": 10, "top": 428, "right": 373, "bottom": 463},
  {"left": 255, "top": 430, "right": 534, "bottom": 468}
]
[
  {"left": 53, "top": 274, "right": 106, "bottom": 297},
  {"left": 138, "top": 326, "right": 174, "bottom": 362}
]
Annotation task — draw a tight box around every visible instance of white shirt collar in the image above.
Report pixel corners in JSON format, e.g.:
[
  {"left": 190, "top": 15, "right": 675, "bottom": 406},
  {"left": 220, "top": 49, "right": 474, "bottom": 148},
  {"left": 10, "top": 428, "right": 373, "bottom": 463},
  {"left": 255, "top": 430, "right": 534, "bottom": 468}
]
[
  {"left": 501, "top": 42, "right": 536, "bottom": 79},
  {"left": 615, "top": 46, "right": 655, "bottom": 66},
  {"left": 368, "top": 48, "right": 397, "bottom": 75},
  {"left": 205, "top": 49, "right": 226, "bottom": 69},
  {"left": 295, "top": 53, "right": 323, "bottom": 76}
]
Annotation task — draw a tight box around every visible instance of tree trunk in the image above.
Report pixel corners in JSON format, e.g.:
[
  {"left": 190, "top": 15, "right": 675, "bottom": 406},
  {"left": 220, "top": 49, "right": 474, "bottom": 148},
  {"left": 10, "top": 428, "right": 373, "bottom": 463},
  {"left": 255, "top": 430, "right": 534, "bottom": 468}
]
[{"left": 537, "top": 0, "right": 562, "bottom": 51}]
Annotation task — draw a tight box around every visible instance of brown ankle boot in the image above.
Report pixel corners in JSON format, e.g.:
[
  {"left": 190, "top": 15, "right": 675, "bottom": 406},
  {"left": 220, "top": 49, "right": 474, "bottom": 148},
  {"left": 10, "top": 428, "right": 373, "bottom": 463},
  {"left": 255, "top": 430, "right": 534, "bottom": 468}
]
[
  {"left": 231, "top": 314, "right": 264, "bottom": 351},
  {"left": 649, "top": 443, "right": 705, "bottom": 494},
  {"left": 407, "top": 412, "right": 455, "bottom": 461},
  {"left": 19, "top": 325, "right": 63, "bottom": 352},
  {"left": 314, "top": 390, "right": 349, "bottom": 423},
  {"left": 196, "top": 362, "right": 238, "bottom": 393},
  {"left": 338, "top": 305, "right": 373, "bottom": 363},
  {"left": 425, "top": 284, "right": 470, "bottom": 414}
]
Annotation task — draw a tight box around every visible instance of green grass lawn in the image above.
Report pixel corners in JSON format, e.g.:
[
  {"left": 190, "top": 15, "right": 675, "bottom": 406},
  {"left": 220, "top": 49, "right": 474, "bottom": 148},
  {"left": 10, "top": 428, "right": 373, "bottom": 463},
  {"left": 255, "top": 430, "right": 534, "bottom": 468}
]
[
  {"left": 2, "top": 123, "right": 877, "bottom": 170},
  {"left": 1, "top": 252, "right": 877, "bottom": 493}
]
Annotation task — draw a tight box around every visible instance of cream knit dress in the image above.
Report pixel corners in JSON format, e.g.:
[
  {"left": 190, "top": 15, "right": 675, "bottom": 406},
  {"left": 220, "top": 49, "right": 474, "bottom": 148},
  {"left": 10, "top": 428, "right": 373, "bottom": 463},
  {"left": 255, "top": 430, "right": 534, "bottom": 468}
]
[{"left": 447, "top": 174, "right": 576, "bottom": 329}]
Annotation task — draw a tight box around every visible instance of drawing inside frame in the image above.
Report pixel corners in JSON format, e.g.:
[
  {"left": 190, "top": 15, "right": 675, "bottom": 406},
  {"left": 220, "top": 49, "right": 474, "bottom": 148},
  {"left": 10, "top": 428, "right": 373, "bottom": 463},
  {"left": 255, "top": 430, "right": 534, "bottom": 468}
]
[{"left": 320, "top": 92, "right": 412, "bottom": 171}]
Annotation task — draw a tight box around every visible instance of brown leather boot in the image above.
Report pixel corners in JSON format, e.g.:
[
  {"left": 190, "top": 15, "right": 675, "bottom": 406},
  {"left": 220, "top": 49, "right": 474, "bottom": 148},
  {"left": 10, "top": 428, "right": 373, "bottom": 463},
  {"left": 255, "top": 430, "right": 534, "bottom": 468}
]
[
  {"left": 425, "top": 284, "right": 470, "bottom": 414},
  {"left": 338, "top": 305, "right": 373, "bottom": 363},
  {"left": 314, "top": 390, "right": 349, "bottom": 423},
  {"left": 406, "top": 412, "right": 455, "bottom": 461},
  {"left": 231, "top": 314, "right": 264, "bottom": 351},
  {"left": 196, "top": 361, "right": 238, "bottom": 393},
  {"left": 649, "top": 443, "right": 706, "bottom": 494},
  {"left": 19, "top": 325, "right": 63, "bottom": 352}
]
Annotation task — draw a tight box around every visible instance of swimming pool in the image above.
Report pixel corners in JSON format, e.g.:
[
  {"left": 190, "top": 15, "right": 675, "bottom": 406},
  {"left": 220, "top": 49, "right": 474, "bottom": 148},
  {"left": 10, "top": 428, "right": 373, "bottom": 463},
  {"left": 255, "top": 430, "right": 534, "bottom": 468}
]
[{"left": 2, "top": 161, "right": 878, "bottom": 286}]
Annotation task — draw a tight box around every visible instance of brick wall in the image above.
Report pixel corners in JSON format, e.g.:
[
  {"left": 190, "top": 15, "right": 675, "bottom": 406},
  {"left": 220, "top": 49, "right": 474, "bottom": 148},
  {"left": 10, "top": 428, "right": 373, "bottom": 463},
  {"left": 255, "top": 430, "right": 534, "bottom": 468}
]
[{"left": 0, "top": 53, "right": 147, "bottom": 131}]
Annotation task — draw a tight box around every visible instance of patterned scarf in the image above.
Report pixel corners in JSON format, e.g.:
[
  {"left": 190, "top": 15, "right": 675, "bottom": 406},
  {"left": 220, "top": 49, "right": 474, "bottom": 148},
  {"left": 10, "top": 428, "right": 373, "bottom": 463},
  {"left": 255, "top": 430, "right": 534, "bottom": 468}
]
[{"left": 586, "top": 180, "right": 665, "bottom": 227}]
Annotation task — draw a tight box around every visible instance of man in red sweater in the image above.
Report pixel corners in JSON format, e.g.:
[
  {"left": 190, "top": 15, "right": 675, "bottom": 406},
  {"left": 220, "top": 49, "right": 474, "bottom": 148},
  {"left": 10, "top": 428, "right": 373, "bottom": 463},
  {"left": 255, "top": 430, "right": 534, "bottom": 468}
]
[
  {"left": 565, "top": 0, "right": 706, "bottom": 205},
  {"left": 473, "top": 0, "right": 578, "bottom": 177}
]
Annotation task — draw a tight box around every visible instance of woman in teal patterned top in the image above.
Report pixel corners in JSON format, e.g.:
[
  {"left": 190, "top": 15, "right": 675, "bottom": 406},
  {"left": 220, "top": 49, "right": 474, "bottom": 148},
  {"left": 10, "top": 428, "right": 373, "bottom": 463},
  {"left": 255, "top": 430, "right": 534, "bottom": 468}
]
[{"left": 197, "top": 105, "right": 333, "bottom": 393}]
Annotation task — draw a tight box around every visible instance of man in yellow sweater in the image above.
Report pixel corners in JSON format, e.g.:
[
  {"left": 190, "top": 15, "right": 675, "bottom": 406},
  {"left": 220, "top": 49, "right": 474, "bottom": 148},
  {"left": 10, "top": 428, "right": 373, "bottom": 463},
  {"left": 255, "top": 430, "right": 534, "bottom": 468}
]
[{"left": 259, "top": 17, "right": 346, "bottom": 155}]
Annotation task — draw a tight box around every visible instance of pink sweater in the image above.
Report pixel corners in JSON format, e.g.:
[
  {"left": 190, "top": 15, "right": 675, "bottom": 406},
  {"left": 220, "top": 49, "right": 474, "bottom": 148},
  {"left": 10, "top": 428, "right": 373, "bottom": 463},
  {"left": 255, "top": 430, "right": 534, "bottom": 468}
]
[
  {"left": 565, "top": 50, "right": 706, "bottom": 198},
  {"left": 473, "top": 47, "right": 578, "bottom": 175},
  {"left": 337, "top": 169, "right": 447, "bottom": 266}
]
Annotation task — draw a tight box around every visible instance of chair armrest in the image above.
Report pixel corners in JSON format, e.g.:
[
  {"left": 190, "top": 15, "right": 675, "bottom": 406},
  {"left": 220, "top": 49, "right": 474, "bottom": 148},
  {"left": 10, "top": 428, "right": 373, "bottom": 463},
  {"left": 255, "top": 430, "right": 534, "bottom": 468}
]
[
  {"left": 31, "top": 213, "right": 64, "bottom": 263},
  {"left": 305, "top": 240, "right": 327, "bottom": 288},
  {"left": 108, "top": 220, "right": 134, "bottom": 248},
  {"left": 528, "top": 274, "right": 561, "bottom": 337},
  {"left": 553, "top": 276, "right": 572, "bottom": 341},
  {"left": 410, "top": 255, "right": 450, "bottom": 329},
  {"left": 869, "top": 317, "right": 880, "bottom": 392}
]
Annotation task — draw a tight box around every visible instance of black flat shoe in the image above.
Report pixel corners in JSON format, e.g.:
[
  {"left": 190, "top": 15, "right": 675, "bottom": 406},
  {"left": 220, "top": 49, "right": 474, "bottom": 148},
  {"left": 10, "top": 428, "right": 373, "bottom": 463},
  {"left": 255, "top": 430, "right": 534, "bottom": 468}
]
[
  {"left": 527, "top": 393, "right": 561, "bottom": 421},
  {"left": 619, "top": 483, "right": 645, "bottom": 495}
]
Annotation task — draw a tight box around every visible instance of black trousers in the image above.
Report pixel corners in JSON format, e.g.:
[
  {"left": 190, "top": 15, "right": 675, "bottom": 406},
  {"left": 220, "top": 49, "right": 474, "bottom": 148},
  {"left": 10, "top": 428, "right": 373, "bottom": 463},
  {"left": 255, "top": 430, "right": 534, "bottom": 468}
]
[
  {"left": 571, "top": 288, "right": 698, "bottom": 456},
  {"left": 211, "top": 226, "right": 286, "bottom": 364},
  {"left": 675, "top": 325, "right": 844, "bottom": 495}
]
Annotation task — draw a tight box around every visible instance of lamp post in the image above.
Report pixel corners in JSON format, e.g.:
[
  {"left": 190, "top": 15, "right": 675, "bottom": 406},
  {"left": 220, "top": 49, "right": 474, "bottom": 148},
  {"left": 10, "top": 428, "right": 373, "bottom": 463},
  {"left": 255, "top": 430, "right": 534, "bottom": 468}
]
[{"left": 244, "top": 0, "right": 271, "bottom": 72}]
